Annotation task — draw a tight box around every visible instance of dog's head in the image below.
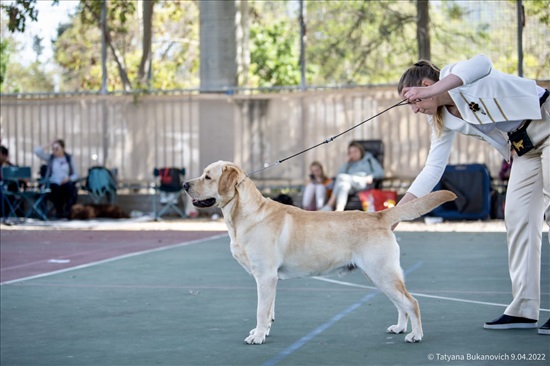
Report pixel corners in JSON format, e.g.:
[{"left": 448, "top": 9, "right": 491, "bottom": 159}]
[{"left": 183, "top": 161, "right": 245, "bottom": 209}]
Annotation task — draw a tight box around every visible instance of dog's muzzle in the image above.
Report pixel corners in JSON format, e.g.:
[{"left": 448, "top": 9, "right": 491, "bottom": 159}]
[
  {"left": 192, "top": 198, "right": 216, "bottom": 208},
  {"left": 183, "top": 181, "right": 216, "bottom": 208}
]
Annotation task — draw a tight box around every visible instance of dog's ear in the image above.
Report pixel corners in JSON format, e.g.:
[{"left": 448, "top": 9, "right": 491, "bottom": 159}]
[{"left": 218, "top": 165, "right": 240, "bottom": 195}]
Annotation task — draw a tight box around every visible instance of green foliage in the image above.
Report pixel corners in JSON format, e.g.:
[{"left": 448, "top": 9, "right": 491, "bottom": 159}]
[
  {"left": 523, "top": 0, "right": 550, "bottom": 25},
  {"left": 51, "top": 0, "right": 199, "bottom": 92},
  {"left": 79, "top": 0, "right": 137, "bottom": 36},
  {"left": 250, "top": 21, "right": 301, "bottom": 87},
  {"left": 305, "top": 0, "right": 418, "bottom": 85},
  {"left": 0, "top": 38, "right": 9, "bottom": 88},
  {"left": 3, "top": 61, "right": 55, "bottom": 93},
  {"left": 1, "top": 0, "right": 548, "bottom": 93},
  {"left": 53, "top": 14, "right": 103, "bottom": 91},
  {"left": 1, "top": 0, "right": 38, "bottom": 32}
]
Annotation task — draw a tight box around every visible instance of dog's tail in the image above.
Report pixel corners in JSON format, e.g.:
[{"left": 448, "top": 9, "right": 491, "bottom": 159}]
[{"left": 380, "top": 190, "right": 456, "bottom": 226}]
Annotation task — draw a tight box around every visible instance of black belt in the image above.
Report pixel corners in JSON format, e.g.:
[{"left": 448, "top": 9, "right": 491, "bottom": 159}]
[
  {"left": 539, "top": 88, "right": 550, "bottom": 106},
  {"left": 507, "top": 89, "right": 549, "bottom": 156}
]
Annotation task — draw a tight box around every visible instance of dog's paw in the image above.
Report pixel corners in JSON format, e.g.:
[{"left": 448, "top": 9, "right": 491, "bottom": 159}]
[
  {"left": 387, "top": 324, "right": 406, "bottom": 334},
  {"left": 249, "top": 322, "right": 272, "bottom": 337},
  {"left": 244, "top": 331, "right": 267, "bottom": 345},
  {"left": 404, "top": 332, "right": 422, "bottom": 343}
]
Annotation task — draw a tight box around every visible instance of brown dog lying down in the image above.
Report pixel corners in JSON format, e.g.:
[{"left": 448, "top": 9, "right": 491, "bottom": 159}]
[
  {"left": 184, "top": 161, "right": 456, "bottom": 345},
  {"left": 70, "top": 204, "right": 129, "bottom": 220}
]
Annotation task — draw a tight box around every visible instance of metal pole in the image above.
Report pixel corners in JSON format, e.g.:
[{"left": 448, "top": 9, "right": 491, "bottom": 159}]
[
  {"left": 517, "top": 0, "right": 524, "bottom": 77},
  {"left": 100, "top": 0, "right": 108, "bottom": 94},
  {"left": 100, "top": 0, "right": 109, "bottom": 166},
  {"left": 299, "top": 0, "right": 306, "bottom": 90}
]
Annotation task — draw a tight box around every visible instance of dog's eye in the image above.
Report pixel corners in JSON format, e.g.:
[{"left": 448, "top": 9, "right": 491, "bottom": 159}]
[{"left": 205, "top": 175, "right": 211, "bottom": 180}]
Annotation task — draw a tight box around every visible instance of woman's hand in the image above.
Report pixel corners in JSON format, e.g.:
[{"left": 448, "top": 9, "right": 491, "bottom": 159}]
[
  {"left": 402, "top": 86, "right": 435, "bottom": 103},
  {"left": 403, "top": 74, "right": 463, "bottom": 103}
]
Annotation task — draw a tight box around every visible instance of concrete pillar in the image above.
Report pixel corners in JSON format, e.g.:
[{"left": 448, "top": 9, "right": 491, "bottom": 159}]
[
  {"left": 198, "top": 0, "right": 241, "bottom": 169},
  {"left": 199, "top": 0, "right": 238, "bottom": 91},
  {"left": 197, "top": 99, "right": 235, "bottom": 170}
]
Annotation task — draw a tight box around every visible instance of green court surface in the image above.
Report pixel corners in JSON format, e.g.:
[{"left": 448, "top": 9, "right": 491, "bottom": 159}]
[{"left": 1, "top": 231, "right": 549, "bottom": 366}]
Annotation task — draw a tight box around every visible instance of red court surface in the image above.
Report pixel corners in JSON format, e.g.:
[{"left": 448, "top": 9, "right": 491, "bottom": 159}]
[{"left": 0, "top": 230, "right": 226, "bottom": 283}]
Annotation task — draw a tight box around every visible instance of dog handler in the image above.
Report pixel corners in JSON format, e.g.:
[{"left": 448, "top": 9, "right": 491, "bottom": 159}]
[{"left": 396, "top": 54, "right": 549, "bottom": 335}]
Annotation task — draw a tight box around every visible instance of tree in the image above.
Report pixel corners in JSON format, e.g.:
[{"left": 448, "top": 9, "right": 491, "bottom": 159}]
[
  {"left": 53, "top": 1, "right": 199, "bottom": 91},
  {"left": 305, "top": 0, "right": 418, "bottom": 85},
  {"left": 0, "top": 0, "right": 42, "bottom": 32},
  {"left": 137, "top": 0, "right": 154, "bottom": 86},
  {"left": 249, "top": 21, "right": 301, "bottom": 87},
  {"left": 0, "top": 10, "right": 55, "bottom": 93},
  {"left": 521, "top": 0, "right": 550, "bottom": 79},
  {"left": 3, "top": 60, "right": 55, "bottom": 93},
  {"left": 78, "top": 0, "right": 139, "bottom": 91},
  {"left": 32, "top": 34, "right": 43, "bottom": 61},
  {"left": 0, "top": 38, "right": 9, "bottom": 89},
  {"left": 417, "top": 0, "right": 430, "bottom": 60},
  {"left": 523, "top": 0, "right": 550, "bottom": 25}
]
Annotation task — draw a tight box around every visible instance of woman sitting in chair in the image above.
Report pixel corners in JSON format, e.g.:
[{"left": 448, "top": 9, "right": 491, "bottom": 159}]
[
  {"left": 35, "top": 139, "right": 79, "bottom": 219},
  {"left": 320, "top": 141, "right": 384, "bottom": 211},
  {"left": 302, "top": 161, "right": 332, "bottom": 211}
]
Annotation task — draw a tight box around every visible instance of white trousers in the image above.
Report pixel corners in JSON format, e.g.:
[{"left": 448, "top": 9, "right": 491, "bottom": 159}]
[
  {"left": 332, "top": 174, "right": 372, "bottom": 211},
  {"left": 504, "top": 97, "right": 550, "bottom": 321},
  {"left": 302, "top": 183, "right": 327, "bottom": 210}
]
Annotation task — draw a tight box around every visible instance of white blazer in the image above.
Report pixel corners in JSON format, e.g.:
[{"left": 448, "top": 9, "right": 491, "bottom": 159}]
[
  {"left": 408, "top": 55, "right": 542, "bottom": 198},
  {"left": 443, "top": 55, "right": 541, "bottom": 124}
]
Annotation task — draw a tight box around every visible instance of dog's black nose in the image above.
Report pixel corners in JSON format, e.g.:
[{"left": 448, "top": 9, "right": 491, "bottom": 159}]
[{"left": 183, "top": 182, "right": 190, "bottom": 191}]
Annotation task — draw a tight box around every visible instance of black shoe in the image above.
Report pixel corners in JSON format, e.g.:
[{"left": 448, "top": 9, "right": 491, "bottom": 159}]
[
  {"left": 539, "top": 318, "right": 550, "bottom": 335},
  {"left": 484, "top": 314, "right": 537, "bottom": 330}
]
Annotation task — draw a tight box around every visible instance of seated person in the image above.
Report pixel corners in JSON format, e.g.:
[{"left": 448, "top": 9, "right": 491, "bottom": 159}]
[
  {"left": 35, "top": 139, "right": 79, "bottom": 219},
  {"left": 1, "top": 145, "right": 17, "bottom": 216},
  {"left": 302, "top": 161, "right": 332, "bottom": 211},
  {"left": 321, "top": 141, "right": 384, "bottom": 211},
  {"left": 0, "top": 145, "right": 14, "bottom": 174}
]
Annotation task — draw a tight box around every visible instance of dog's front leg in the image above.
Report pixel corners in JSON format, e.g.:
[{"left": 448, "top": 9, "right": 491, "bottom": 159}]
[{"left": 244, "top": 274, "right": 277, "bottom": 345}]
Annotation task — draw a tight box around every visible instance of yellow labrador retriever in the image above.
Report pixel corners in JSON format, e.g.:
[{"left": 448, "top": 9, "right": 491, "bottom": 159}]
[{"left": 183, "top": 161, "right": 456, "bottom": 345}]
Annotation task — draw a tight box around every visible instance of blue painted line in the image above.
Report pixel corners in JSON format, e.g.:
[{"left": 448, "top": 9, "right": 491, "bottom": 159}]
[{"left": 262, "top": 261, "right": 424, "bottom": 366}]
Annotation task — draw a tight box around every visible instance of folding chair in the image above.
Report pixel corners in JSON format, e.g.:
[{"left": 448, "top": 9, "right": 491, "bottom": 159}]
[
  {"left": 1, "top": 166, "right": 51, "bottom": 221},
  {"left": 81, "top": 166, "right": 117, "bottom": 204},
  {"left": 153, "top": 167, "right": 186, "bottom": 220},
  {"left": 1, "top": 168, "right": 24, "bottom": 221}
]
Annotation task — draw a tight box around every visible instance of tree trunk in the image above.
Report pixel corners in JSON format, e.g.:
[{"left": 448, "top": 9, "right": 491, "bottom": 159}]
[
  {"left": 87, "top": 0, "right": 133, "bottom": 91},
  {"left": 416, "top": 0, "right": 430, "bottom": 61},
  {"left": 137, "top": 0, "right": 154, "bottom": 87},
  {"left": 106, "top": 38, "right": 133, "bottom": 91}
]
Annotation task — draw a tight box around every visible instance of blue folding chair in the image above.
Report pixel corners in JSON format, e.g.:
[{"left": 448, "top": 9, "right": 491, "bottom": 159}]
[
  {"left": 81, "top": 166, "right": 117, "bottom": 204},
  {"left": 1, "top": 166, "right": 51, "bottom": 221}
]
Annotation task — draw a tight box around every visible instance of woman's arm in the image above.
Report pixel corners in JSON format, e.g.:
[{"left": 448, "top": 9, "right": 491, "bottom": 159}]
[
  {"left": 403, "top": 74, "right": 463, "bottom": 102},
  {"left": 364, "top": 153, "right": 384, "bottom": 179},
  {"left": 68, "top": 158, "right": 79, "bottom": 182},
  {"left": 406, "top": 121, "right": 455, "bottom": 198},
  {"left": 34, "top": 145, "right": 50, "bottom": 161},
  {"left": 403, "top": 55, "right": 492, "bottom": 102}
]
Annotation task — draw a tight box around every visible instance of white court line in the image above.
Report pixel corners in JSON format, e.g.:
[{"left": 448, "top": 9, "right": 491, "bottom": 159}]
[
  {"left": 312, "top": 276, "right": 550, "bottom": 313},
  {"left": 1, "top": 233, "right": 229, "bottom": 285}
]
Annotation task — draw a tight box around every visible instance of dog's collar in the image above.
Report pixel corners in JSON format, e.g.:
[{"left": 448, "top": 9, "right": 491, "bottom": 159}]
[
  {"left": 220, "top": 175, "right": 248, "bottom": 209},
  {"left": 236, "top": 175, "right": 249, "bottom": 187}
]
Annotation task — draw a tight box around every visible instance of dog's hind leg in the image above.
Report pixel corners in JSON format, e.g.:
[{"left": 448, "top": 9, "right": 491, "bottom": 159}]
[
  {"left": 245, "top": 273, "right": 278, "bottom": 345},
  {"left": 357, "top": 247, "right": 423, "bottom": 343}
]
